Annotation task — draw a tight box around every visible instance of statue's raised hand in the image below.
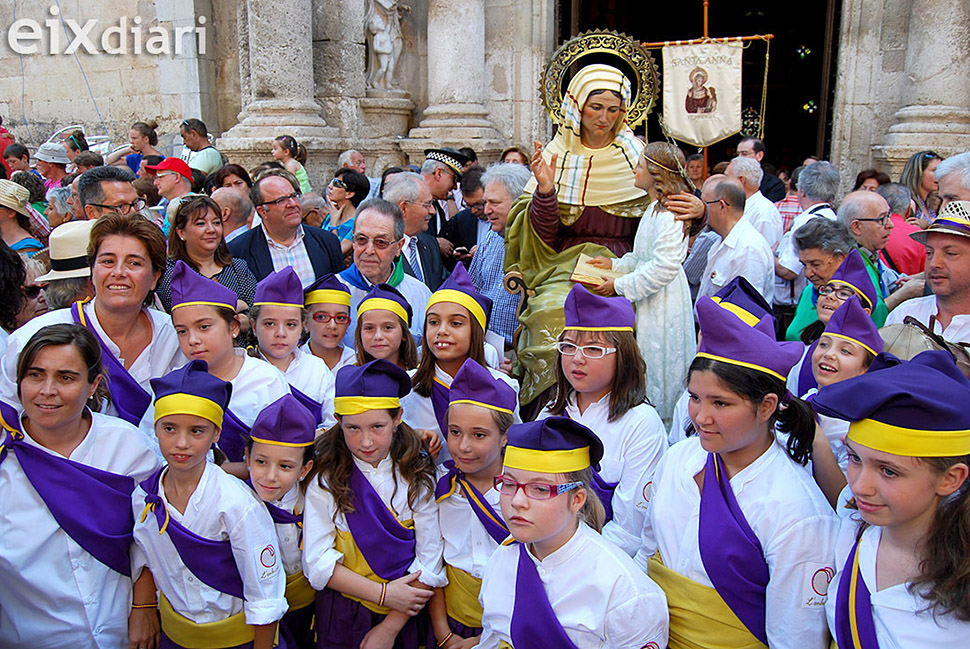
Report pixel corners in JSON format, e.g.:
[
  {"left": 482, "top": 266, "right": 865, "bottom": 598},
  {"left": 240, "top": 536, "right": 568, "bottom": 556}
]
[{"left": 532, "top": 140, "right": 558, "bottom": 195}]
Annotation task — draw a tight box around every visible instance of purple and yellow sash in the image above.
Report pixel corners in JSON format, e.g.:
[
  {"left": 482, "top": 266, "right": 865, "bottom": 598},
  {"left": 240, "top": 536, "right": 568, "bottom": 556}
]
[
  {"left": 0, "top": 402, "right": 136, "bottom": 576},
  {"left": 435, "top": 461, "right": 508, "bottom": 544},
  {"left": 509, "top": 542, "right": 580, "bottom": 649},
  {"left": 698, "top": 452, "right": 770, "bottom": 646},
  {"left": 834, "top": 539, "right": 880, "bottom": 649},
  {"left": 217, "top": 408, "right": 250, "bottom": 463},
  {"left": 290, "top": 385, "right": 324, "bottom": 428},
  {"left": 431, "top": 376, "right": 451, "bottom": 435},
  {"left": 71, "top": 300, "right": 152, "bottom": 427},
  {"left": 345, "top": 461, "right": 416, "bottom": 581},
  {"left": 139, "top": 468, "right": 246, "bottom": 599}
]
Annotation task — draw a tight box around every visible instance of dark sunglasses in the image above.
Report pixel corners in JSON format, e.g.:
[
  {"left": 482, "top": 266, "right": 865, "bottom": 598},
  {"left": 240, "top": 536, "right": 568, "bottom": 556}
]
[{"left": 24, "top": 284, "right": 45, "bottom": 299}]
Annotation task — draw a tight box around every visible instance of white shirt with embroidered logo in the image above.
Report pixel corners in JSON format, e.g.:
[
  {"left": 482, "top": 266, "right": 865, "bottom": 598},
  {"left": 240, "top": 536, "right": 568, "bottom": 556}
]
[
  {"left": 0, "top": 413, "right": 159, "bottom": 649},
  {"left": 637, "top": 436, "right": 838, "bottom": 649},
  {"left": 302, "top": 454, "right": 446, "bottom": 589},
  {"left": 478, "top": 522, "right": 669, "bottom": 649},
  {"left": 131, "top": 461, "right": 287, "bottom": 625},
  {"left": 538, "top": 394, "right": 667, "bottom": 557}
]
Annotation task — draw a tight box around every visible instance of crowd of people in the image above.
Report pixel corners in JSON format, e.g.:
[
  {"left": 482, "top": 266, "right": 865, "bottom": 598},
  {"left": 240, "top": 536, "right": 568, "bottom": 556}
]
[{"left": 0, "top": 58, "right": 969, "bottom": 649}]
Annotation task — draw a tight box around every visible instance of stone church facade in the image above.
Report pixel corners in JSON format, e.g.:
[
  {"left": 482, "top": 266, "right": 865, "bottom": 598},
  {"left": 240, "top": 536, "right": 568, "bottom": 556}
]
[{"left": 1, "top": 0, "right": 967, "bottom": 182}]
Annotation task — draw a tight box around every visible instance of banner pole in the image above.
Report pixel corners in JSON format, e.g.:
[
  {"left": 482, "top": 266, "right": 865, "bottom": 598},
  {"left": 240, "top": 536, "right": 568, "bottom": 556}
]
[{"left": 702, "top": 0, "right": 709, "bottom": 182}]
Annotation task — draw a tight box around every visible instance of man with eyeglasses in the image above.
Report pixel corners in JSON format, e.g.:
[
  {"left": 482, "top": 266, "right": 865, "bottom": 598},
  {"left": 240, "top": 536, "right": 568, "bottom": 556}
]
[
  {"left": 698, "top": 175, "right": 775, "bottom": 302},
  {"left": 227, "top": 169, "right": 343, "bottom": 286},
  {"left": 838, "top": 190, "right": 901, "bottom": 313},
  {"left": 420, "top": 147, "right": 470, "bottom": 243},
  {"left": 76, "top": 166, "right": 142, "bottom": 221},
  {"left": 336, "top": 197, "right": 432, "bottom": 346},
  {"left": 382, "top": 171, "right": 447, "bottom": 291}
]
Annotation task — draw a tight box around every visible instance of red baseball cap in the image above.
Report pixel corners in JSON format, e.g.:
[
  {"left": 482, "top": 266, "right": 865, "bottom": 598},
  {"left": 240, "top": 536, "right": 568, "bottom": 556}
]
[{"left": 145, "top": 157, "right": 192, "bottom": 181}]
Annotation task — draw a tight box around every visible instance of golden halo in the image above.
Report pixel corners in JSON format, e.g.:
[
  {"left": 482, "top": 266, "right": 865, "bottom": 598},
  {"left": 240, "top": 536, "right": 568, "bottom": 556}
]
[{"left": 541, "top": 30, "right": 660, "bottom": 128}]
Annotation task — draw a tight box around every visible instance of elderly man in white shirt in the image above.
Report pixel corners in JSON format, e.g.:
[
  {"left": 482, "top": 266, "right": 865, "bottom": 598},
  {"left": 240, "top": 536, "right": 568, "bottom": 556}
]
[
  {"left": 727, "top": 156, "right": 783, "bottom": 251},
  {"left": 886, "top": 200, "right": 970, "bottom": 342},
  {"left": 698, "top": 175, "right": 775, "bottom": 301}
]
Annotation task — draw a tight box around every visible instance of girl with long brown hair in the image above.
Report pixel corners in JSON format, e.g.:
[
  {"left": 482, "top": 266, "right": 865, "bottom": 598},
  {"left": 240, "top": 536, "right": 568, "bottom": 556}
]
[
  {"left": 812, "top": 351, "right": 970, "bottom": 646},
  {"left": 302, "top": 359, "right": 444, "bottom": 649}
]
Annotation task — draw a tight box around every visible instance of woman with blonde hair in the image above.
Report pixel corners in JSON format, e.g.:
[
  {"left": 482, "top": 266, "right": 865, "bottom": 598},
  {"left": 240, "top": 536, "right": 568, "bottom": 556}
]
[{"left": 587, "top": 141, "right": 696, "bottom": 421}]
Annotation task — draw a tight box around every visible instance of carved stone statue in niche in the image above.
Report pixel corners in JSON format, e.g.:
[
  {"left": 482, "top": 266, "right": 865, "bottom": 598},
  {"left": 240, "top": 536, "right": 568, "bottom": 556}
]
[{"left": 365, "top": 0, "right": 409, "bottom": 90}]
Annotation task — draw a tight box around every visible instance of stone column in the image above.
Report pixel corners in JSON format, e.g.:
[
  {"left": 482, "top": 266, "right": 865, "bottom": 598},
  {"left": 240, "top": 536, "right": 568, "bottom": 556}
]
[
  {"left": 404, "top": 0, "right": 505, "bottom": 160},
  {"left": 872, "top": 0, "right": 970, "bottom": 174},
  {"left": 218, "top": 0, "right": 337, "bottom": 168}
]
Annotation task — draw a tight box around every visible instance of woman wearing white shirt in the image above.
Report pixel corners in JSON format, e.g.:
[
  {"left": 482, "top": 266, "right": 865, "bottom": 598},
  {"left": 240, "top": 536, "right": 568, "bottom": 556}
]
[{"left": 0, "top": 324, "right": 160, "bottom": 649}]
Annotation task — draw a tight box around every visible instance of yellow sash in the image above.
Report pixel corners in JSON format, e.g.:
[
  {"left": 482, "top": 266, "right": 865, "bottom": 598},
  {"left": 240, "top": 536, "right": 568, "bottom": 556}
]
[
  {"left": 648, "top": 553, "right": 768, "bottom": 649},
  {"left": 499, "top": 642, "right": 513, "bottom": 649},
  {"left": 159, "top": 592, "right": 254, "bottom": 648},
  {"left": 444, "top": 564, "right": 484, "bottom": 628},
  {"left": 285, "top": 569, "right": 317, "bottom": 611},
  {"left": 334, "top": 522, "right": 414, "bottom": 615}
]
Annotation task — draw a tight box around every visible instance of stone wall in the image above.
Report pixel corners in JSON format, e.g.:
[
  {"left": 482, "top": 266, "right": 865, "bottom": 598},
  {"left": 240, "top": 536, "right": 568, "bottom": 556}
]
[
  {"left": 831, "top": 0, "right": 970, "bottom": 189},
  {"left": 0, "top": 0, "right": 223, "bottom": 156}
]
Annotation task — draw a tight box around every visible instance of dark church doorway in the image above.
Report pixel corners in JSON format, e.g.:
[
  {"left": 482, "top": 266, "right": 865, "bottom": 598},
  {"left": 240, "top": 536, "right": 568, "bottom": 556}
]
[{"left": 557, "top": 0, "right": 842, "bottom": 178}]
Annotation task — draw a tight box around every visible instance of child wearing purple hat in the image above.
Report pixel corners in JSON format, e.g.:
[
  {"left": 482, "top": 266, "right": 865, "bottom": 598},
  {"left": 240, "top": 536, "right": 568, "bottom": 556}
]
[
  {"left": 811, "top": 351, "right": 970, "bottom": 647},
  {"left": 168, "top": 261, "right": 290, "bottom": 478},
  {"left": 403, "top": 264, "right": 519, "bottom": 464},
  {"left": 543, "top": 284, "right": 666, "bottom": 558},
  {"left": 132, "top": 360, "right": 286, "bottom": 649},
  {"left": 639, "top": 296, "right": 838, "bottom": 649},
  {"left": 301, "top": 273, "right": 356, "bottom": 373},
  {"left": 354, "top": 283, "right": 419, "bottom": 370},
  {"left": 245, "top": 393, "right": 318, "bottom": 649},
  {"left": 430, "top": 358, "right": 517, "bottom": 645},
  {"left": 479, "top": 416, "right": 669, "bottom": 648},
  {"left": 302, "top": 359, "right": 445, "bottom": 649},
  {"left": 251, "top": 268, "right": 336, "bottom": 431}
]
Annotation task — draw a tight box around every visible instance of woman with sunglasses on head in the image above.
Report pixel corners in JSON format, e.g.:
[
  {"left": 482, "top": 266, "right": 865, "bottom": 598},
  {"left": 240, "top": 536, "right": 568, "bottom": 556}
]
[
  {"left": 899, "top": 150, "right": 943, "bottom": 229},
  {"left": 324, "top": 168, "right": 371, "bottom": 253},
  {"left": 155, "top": 194, "right": 258, "bottom": 313}
]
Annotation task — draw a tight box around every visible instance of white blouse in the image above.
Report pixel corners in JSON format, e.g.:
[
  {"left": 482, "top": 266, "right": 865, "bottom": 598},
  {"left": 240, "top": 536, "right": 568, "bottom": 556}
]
[{"left": 0, "top": 412, "right": 160, "bottom": 649}]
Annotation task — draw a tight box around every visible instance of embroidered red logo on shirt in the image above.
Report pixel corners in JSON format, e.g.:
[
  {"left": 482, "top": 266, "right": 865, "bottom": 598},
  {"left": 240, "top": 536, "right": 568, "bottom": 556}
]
[
  {"left": 260, "top": 545, "right": 277, "bottom": 568},
  {"left": 641, "top": 643, "right": 661, "bottom": 649},
  {"left": 811, "top": 567, "right": 835, "bottom": 596}
]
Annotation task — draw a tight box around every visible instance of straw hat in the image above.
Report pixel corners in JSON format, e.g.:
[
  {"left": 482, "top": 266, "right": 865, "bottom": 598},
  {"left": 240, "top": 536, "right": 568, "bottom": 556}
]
[
  {"left": 911, "top": 200, "right": 970, "bottom": 243},
  {"left": 0, "top": 179, "right": 31, "bottom": 217},
  {"left": 35, "top": 220, "right": 95, "bottom": 282}
]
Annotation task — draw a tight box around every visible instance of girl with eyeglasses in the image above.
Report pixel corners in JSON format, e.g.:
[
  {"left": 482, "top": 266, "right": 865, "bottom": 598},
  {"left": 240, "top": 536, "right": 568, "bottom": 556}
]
[
  {"left": 402, "top": 264, "right": 519, "bottom": 464},
  {"left": 543, "top": 284, "right": 666, "bottom": 558},
  {"left": 301, "top": 274, "right": 357, "bottom": 373},
  {"left": 249, "top": 269, "right": 336, "bottom": 432},
  {"left": 272, "top": 135, "right": 312, "bottom": 194},
  {"left": 638, "top": 297, "right": 837, "bottom": 649},
  {"left": 479, "top": 416, "right": 669, "bottom": 649},
  {"left": 355, "top": 283, "right": 418, "bottom": 370},
  {"left": 168, "top": 261, "right": 290, "bottom": 479},
  {"left": 303, "top": 359, "right": 445, "bottom": 649}
]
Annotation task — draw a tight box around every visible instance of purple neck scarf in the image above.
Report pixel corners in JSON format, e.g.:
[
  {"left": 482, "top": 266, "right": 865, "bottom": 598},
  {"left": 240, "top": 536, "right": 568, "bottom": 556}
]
[
  {"left": 289, "top": 385, "right": 323, "bottom": 428},
  {"left": 217, "top": 408, "right": 250, "bottom": 463},
  {"left": 509, "top": 542, "right": 581, "bottom": 649},
  {"left": 345, "top": 461, "right": 416, "bottom": 581},
  {"left": 698, "top": 452, "right": 770, "bottom": 645},
  {"left": 834, "top": 538, "right": 880, "bottom": 649},
  {"left": 430, "top": 377, "right": 450, "bottom": 435},
  {"left": 435, "top": 461, "right": 509, "bottom": 544},
  {"left": 71, "top": 301, "right": 152, "bottom": 427},
  {"left": 0, "top": 405, "right": 136, "bottom": 575},
  {"left": 139, "top": 468, "right": 246, "bottom": 599},
  {"left": 797, "top": 340, "right": 819, "bottom": 397}
]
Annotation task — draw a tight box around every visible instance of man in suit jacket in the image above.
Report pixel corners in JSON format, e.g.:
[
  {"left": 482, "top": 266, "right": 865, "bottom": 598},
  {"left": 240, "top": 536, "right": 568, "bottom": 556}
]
[
  {"left": 440, "top": 166, "right": 490, "bottom": 270},
  {"left": 228, "top": 170, "right": 343, "bottom": 286},
  {"left": 382, "top": 171, "right": 447, "bottom": 291}
]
